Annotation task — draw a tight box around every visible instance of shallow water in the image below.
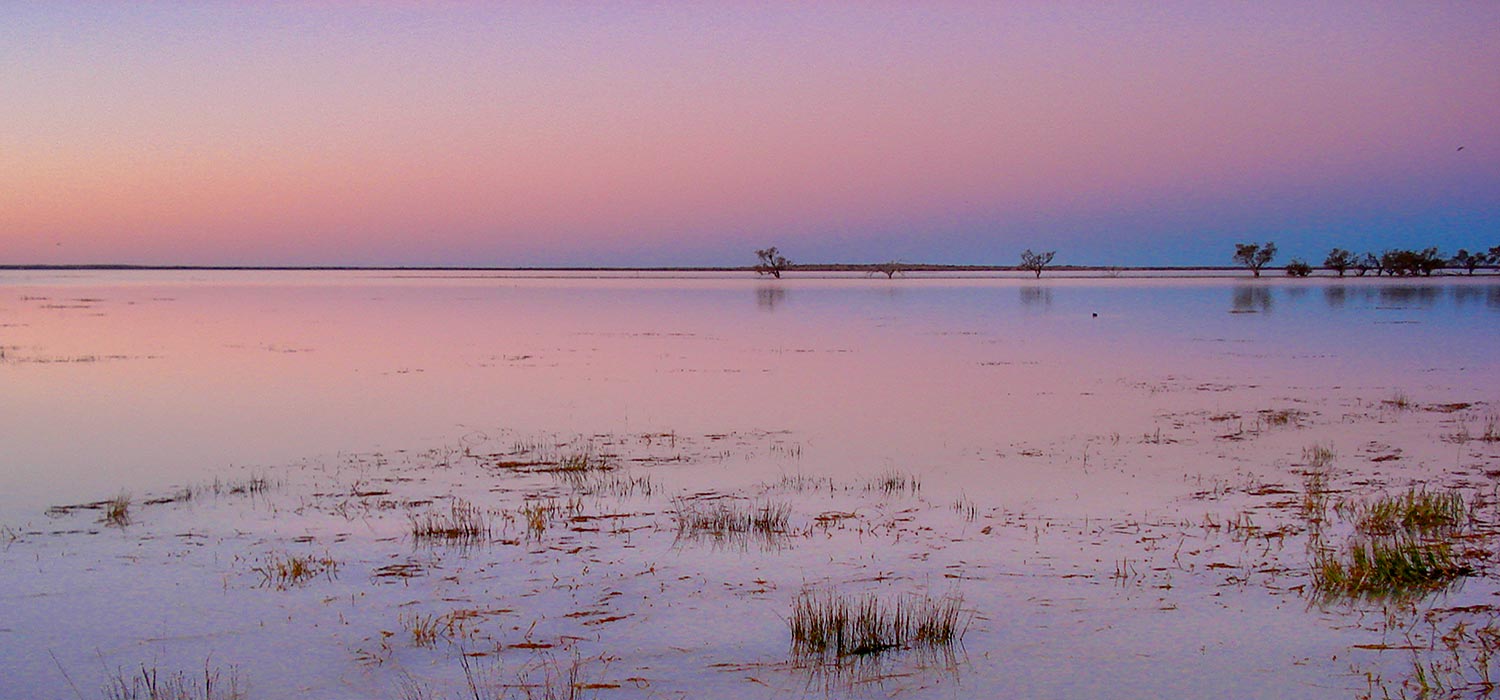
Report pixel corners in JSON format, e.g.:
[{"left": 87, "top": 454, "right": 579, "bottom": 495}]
[{"left": 2, "top": 271, "right": 1498, "bottom": 698}]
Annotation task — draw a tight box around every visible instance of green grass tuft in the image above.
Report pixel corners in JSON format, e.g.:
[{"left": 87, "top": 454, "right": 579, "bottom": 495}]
[{"left": 1312, "top": 535, "right": 1472, "bottom": 600}]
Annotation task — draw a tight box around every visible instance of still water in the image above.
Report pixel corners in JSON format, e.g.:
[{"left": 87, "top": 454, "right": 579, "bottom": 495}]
[{"left": 1, "top": 271, "right": 1498, "bottom": 698}]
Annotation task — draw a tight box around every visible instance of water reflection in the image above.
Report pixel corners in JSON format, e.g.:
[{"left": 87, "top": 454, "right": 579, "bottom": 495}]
[
  {"left": 1019, "top": 286, "right": 1052, "bottom": 308},
  {"left": 756, "top": 285, "right": 786, "bottom": 311},
  {"left": 1231, "top": 286, "right": 1272, "bottom": 313},
  {"left": 1450, "top": 285, "right": 1500, "bottom": 310},
  {"left": 1323, "top": 285, "right": 1347, "bottom": 308},
  {"left": 1377, "top": 285, "right": 1441, "bottom": 307}
]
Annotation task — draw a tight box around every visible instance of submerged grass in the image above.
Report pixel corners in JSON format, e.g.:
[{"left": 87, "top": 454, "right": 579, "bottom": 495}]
[
  {"left": 103, "top": 492, "right": 132, "bottom": 528},
  {"left": 866, "top": 470, "right": 920, "bottom": 495},
  {"left": 1312, "top": 536, "right": 1472, "bottom": 600},
  {"left": 398, "top": 652, "right": 600, "bottom": 700},
  {"left": 410, "top": 499, "right": 490, "bottom": 544},
  {"left": 790, "top": 590, "right": 966, "bottom": 657},
  {"left": 556, "top": 471, "right": 654, "bottom": 498},
  {"left": 102, "top": 662, "right": 245, "bottom": 700},
  {"left": 252, "top": 552, "right": 338, "bottom": 590},
  {"left": 674, "top": 498, "right": 790, "bottom": 541},
  {"left": 519, "top": 497, "right": 584, "bottom": 537},
  {"left": 1339, "top": 488, "right": 1470, "bottom": 537}
]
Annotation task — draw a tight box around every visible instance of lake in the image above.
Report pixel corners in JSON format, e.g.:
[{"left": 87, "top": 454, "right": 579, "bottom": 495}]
[{"left": 2, "top": 270, "right": 1498, "bottom": 698}]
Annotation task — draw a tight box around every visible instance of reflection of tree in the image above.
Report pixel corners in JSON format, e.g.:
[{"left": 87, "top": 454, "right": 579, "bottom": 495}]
[
  {"left": 1019, "top": 286, "right": 1052, "bottom": 308},
  {"left": 1452, "top": 285, "right": 1484, "bottom": 307},
  {"left": 1231, "top": 286, "right": 1273, "bottom": 313},
  {"left": 1322, "top": 285, "right": 1347, "bottom": 308},
  {"left": 1378, "top": 286, "right": 1440, "bottom": 307},
  {"left": 756, "top": 286, "right": 786, "bottom": 311}
]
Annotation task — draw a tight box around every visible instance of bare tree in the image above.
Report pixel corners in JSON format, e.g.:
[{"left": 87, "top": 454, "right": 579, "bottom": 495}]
[
  {"left": 1233, "top": 242, "right": 1277, "bottom": 277},
  {"left": 869, "top": 261, "right": 906, "bottom": 279},
  {"left": 1323, "top": 248, "right": 1354, "bottom": 277},
  {"left": 754, "top": 247, "right": 791, "bottom": 279},
  {"left": 1018, "top": 249, "right": 1056, "bottom": 278}
]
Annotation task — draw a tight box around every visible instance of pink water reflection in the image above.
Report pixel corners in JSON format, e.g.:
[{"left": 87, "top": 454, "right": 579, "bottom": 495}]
[{"left": 2, "top": 271, "right": 1496, "bottom": 519}]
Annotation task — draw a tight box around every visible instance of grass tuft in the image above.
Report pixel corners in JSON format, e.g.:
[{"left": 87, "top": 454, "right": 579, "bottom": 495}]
[
  {"left": 103, "top": 492, "right": 132, "bottom": 528},
  {"left": 674, "top": 498, "right": 790, "bottom": 544},
  {"left": 1312, "top": 535, "right": 1472, "bottom": 600},
  {"left": 252, "top": 552, "right": 338, "bottom": 589},
  {"left": 1339, "top": 488, "right": 1469, "bottom": 537},
  {"left": 789, "top": 590, "right": 966, "bottom": 657},
  {"left": 866, "top": 470, "right": 920, "bottom": 495},
  {"left": 102, "top": 662, "right": 245, "bottom": 700},
  {"left": 410, "top": 498, "right": 490, "bottom": 544},
  {"left": 518, "top": 497, "right": 583, "bottom": 537}
]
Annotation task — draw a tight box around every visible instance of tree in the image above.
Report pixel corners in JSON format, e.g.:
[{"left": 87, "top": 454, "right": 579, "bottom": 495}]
[
  {"left": 1233, "top": 242, "right": 1277, "bottom": 277},
  {"left": 1018, "top": 249, "right": 1056, "bottom": 278},
  {"left": 869, "top": 261, "right": 906, "bottom": 279},
  {"left": 1285, "top": 259, "right": 1312, "bottom": 277},
  {"left": 1323, "top": 248, "right": 1354, "bottom": 277},
  {"left": 1353, "top": 253, "right": 1375, "bottom": 277},
  {"left": 1490, "top": 246, "right": 1500, "bottom": 273},
  {"left": 1363, "top": 252, "right": 1384, "bottom": 276},
  {"left": 1382, "top": 248, "right": 1447, "bottom": 276},
  {"left": 1452, "top": 249, "right": 1485, "bottom": 275},
  {"left": 754, "top": 247, "right": 791, "bottom": 279}
]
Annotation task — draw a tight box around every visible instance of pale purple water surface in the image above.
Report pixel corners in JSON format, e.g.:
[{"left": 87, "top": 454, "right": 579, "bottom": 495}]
[{"left": 1, "top": 271, "right": 1498, "bottom": 699}]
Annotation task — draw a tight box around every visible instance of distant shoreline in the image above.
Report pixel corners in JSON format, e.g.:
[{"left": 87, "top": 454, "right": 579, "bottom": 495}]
[
  {"left": 2, "top": 264, "right": 1497, "bottom": 279},
  {"left": 0, "top": 263, "right": 1232, "bottom": 272}
]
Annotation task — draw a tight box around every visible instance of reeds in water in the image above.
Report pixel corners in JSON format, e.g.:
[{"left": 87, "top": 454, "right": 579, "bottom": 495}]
[
  {"left": 252, "top": 552, "right": 338, "bottom": 589},
  {"left": 674, "top": 498, "right": 790, "bottom": 540},
  {"left": 790, "top": 590, "right": 966, "bottom": 657},
  {"left": 1340, "top": 488, "right": 1469, "bottom": 537},
  {"left": 103, "top": 662, "right": 244, "bottom": 700},
  {"left": 1312, "top": 535, "right": 1471, "bottom": 600},
  {"left": 409, "top": 498, "right": 490, "bottom": 544}
]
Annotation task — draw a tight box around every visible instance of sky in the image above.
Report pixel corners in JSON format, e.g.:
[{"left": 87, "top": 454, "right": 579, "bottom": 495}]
[{"left": 2, "top": 2, "right": 1497, "bottom": 268}]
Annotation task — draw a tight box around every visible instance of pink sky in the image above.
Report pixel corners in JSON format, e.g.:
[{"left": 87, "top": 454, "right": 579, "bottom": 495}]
[{"left": 2, "top": 2, "right": 1497, "bottom": 267}]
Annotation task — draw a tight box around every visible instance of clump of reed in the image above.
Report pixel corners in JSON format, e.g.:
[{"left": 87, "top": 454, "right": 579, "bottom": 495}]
[
  {"left": 518, "top": 497, "right": 584, "bottom": 537},
  {"left": 103, "top": 492, "right": 132, "bottom": 527},
  {"left": 409, "top": 498, "right": 490, "bottom": 544},
  {"left": 1384, "top": 390, "right": 1413, "bottom": 410},
  {"left": 398, "top": 652, "right": 599, "bottom": 700},
  {"left": 951, "top": 494, "right": 977, "bottom": 521},
  {"left": 789, "top": 590, "right": 966, "bottom": 657},
  {"left": 252, "top": 552, "right": 338, "bottom": 590},
  {"left": 1258, "top": 408, "right": 1304, "bottom": 429},
  {"left": 102, "top": 662, "right": 245, "bottom": 700},
  {"left": 556, "top": 471, "right": 654, "bottom": 498},
  {"left": 1339, "top": 488, "right": 1470, "bottom": 537},
  {"left": 1312, "top": 536, "right": 1471, "bottom": 600},
  {"left": 1303, "top": 443, "right": 1336, "bottom": 469},
  {"left": 865, "top": 470, "right": 920, "bottom": 495},
  {"left": 210, "top": 476, "right": 274, "bottom": 496},
  {"left": 674, "top": 498, "right": 790, "bottom": 541},
  {"left": 401, "top": 613, "right": 447, "bottom": 648},
  {"left": 766, "top": 474, "right": 835, "bottom": 494},
  {"left": 554, "top": 451, "right": 610, "bottom": 473}
]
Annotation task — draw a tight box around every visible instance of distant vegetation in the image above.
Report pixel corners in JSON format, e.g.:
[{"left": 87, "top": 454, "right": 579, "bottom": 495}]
[
  {"left": 1018, "top": 249, "right": 1056, "bottom": 278},
  {"left": 754, "top": 247, "right": 792, "bottom": 278},
  {"left": 1233, "top": 242, "right": 1278, "bottom": 277},
  {"left": 742, "top": 243, "right": 1499, "bottom": 279}
]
